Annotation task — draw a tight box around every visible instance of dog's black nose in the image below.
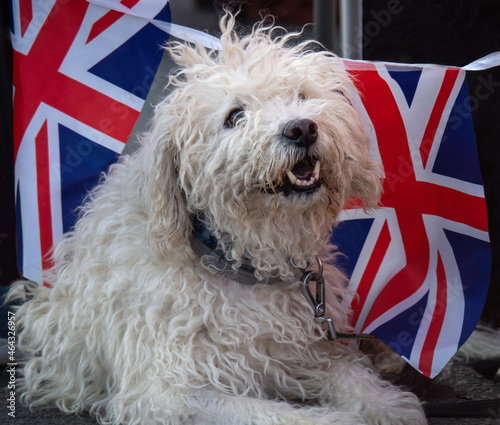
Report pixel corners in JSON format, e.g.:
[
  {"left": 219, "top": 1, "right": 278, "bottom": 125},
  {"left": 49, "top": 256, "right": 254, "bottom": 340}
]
[{"left": 282, "top": 119, "right": 318, "bottom": 148}]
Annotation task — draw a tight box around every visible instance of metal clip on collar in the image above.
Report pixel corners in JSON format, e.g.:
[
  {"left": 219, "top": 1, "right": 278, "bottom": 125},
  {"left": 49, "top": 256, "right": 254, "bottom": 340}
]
[{"left": 300, "top": 256, "right": 337, "bottom": 340}]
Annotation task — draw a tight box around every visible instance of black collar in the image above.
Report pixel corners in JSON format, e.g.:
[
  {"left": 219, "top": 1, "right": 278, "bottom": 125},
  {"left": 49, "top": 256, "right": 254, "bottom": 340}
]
[{"left": 190, "top": 215, "right": 281, "bottom": 285}]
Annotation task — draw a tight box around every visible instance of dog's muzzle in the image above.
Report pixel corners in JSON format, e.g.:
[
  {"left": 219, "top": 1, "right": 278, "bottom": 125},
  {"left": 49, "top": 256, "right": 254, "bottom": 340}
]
[{"left": 268, "top": 119, "right": 322, "bottom": 196}]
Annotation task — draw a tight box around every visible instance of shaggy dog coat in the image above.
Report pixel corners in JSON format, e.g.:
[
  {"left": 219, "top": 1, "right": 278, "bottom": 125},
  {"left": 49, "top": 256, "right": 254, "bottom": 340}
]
[{"left": 10, "top": 13, "right": 427, "bottom": 425}]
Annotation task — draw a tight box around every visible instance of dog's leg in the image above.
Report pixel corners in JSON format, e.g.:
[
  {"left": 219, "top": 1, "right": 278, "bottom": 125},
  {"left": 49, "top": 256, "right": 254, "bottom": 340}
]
[
  {"left": 186, "top": 390, "right": 367, "bottom": 425},
  {"left": 318, "top": 357, "right": 427, "bottom": 425}
]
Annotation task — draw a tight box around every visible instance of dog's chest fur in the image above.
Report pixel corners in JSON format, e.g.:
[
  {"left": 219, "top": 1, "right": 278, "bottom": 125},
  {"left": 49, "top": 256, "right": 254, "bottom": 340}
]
[{"left": 141, "top": 265, "right": 335, "bottom": 399}]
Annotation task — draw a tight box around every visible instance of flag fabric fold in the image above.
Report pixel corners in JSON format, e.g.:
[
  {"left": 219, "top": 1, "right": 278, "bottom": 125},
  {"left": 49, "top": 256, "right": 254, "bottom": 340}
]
[{"left": 10, "top": 2, "right": 497, "bottom": 378}]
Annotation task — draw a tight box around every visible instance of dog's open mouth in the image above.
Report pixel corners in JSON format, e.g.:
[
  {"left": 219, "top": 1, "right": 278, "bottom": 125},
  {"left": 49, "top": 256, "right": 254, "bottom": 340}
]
[
  {"left": 269, "top": 156, "right": 322, "bottom": 196},
  {"left": 286, "top": 158, "right": 320, "bottom": 189}
]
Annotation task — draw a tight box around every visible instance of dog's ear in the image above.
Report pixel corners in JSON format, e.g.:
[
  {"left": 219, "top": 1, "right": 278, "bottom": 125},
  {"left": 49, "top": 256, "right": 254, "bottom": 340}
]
[{"left": 141, "top": 113, "right": 191, "bottom": 255}]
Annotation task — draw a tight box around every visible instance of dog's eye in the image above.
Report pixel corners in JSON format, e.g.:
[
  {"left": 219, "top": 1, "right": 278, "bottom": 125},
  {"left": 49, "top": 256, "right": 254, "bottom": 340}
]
[{"left": 224, "top": 108, "right": 245, "bottom": 129}]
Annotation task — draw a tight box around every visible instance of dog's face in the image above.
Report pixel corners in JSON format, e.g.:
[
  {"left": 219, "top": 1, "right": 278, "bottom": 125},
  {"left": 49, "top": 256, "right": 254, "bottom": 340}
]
[{"left": 147, "top": 16, "right": 382, "bottom": 278}]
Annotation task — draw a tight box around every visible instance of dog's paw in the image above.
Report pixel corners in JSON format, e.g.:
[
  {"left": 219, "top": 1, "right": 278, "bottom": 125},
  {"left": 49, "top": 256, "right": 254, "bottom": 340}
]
[
  {"left": 259, "top": 405, "right": 368, "bottom": 425},
  {"left": 361, "top": 391, "right": 427, "bottom": 425},
  {"left": 301, "top": 409, "right": 367, "bottom": 425}
]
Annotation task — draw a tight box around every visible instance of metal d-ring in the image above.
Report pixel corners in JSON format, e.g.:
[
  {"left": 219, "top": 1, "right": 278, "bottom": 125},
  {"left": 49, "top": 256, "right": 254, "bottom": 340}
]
[
  {"left": 300, "top": 256, "right": 325, "bottom": 316},
  {"left": 300, "top": 256, "right": 337, "bottom": 340}
]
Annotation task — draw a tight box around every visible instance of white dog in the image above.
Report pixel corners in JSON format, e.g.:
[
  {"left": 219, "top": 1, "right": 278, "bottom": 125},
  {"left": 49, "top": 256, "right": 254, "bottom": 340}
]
[{"left": 10, "top": 13, "right": 427, "bottom": 425}]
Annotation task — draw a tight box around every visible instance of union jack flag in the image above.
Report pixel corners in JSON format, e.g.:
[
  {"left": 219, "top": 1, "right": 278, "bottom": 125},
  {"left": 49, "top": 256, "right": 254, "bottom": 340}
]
[
  {"left": 333, "top": 59, "right": 493, "bottom": 378},
  {"left": 11, "top": 0, "right": 171, "bottom": 283}
]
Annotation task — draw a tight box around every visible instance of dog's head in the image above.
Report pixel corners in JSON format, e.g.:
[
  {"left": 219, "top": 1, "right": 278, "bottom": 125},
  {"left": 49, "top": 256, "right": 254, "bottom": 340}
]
[{"left": 143, "top": 13, "right": 383, "bottom": 280}]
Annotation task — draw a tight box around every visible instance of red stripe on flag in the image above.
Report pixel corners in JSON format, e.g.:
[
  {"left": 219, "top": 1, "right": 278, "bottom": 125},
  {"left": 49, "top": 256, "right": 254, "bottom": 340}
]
[
  {"left": 350, "top": 220, "right": 391, "bottom": 329},
  {"left": 86, "top": 0, "right": 141, "bottom": 44},
  {"left": 35, "top": 121, "right": 54, "bottom": 272},
  {"left": 419, "top": 252, "right": 448, "bottom": 376},
  {"left": 347, "top": 65, "right": 431, "bottom": 330},
  {"left": 420, "top": 69, "right": 460, "bottom": 168},
  {"left": 20, "top": 0, "right": 33, "bottom": 37}
]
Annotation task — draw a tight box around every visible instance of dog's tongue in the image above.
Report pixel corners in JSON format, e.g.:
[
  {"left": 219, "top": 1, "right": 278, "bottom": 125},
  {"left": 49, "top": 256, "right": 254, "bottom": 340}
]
[{"left": 291, "top": 161, "right": 314, "bottom": 179}]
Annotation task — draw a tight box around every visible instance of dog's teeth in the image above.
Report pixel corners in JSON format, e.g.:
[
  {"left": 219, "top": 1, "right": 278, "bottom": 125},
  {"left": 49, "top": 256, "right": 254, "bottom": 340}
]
[
  {"left": 286, "top": 171, "right": 298, "bottom": 185},
  {"left": 286, "top": 162, "right": 320, "bottom": 188},
  {"left": 313, "top": 160, "right": 320, "bottom": 178}
]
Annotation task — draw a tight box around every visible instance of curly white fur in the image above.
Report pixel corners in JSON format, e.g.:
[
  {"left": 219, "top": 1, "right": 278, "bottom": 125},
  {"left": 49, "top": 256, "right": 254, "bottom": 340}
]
[{"left": 9, "top": 13, "right": 427, "bottom": 425}]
